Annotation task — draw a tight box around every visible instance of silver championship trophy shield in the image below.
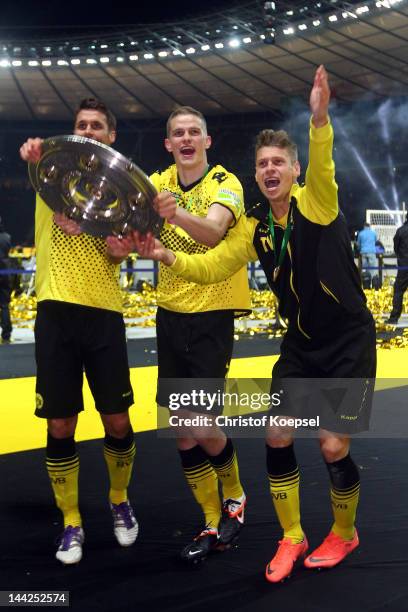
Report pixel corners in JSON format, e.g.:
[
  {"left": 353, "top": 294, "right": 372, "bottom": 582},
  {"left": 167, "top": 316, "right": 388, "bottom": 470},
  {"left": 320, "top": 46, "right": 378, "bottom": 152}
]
[{"left": 28, "top": 135, "right": 163, "bottom": 238}]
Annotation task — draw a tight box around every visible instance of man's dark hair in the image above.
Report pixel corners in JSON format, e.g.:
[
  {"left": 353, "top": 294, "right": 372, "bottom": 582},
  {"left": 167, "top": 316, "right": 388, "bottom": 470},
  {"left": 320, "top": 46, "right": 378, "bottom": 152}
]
[
  {"left": 74, "top": 98, "right": 117, "bottom": 132},
  {"left": 255, "top": 129, "right": 298, "bottom": 163}
]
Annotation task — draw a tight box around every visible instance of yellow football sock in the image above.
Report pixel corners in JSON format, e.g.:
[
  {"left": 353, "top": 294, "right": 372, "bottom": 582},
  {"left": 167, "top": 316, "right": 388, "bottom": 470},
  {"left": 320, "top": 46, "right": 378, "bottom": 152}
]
[
  {"left": 330, "top": 483, "right": 360, "bottom": 540},
  {"left": 104, "top": 430, "right": 136, "bottom": 505},
  {"left": 179, "top": 446, "right": 221, "bottom": 529},
  {"left": 208, "top": 438, "right": 244, "bottom": 501},
  {"left": 46, "top": 433, "right": 81, "bottom": 528},
  {"left": 47, "top": 454, "right": 81, "bottom": 528},
  {"left": 266, "top": 443, "right": 304, "bottom": 543},
  {"left": 325, "top": 453, "right": 360, "bottom": 540}
]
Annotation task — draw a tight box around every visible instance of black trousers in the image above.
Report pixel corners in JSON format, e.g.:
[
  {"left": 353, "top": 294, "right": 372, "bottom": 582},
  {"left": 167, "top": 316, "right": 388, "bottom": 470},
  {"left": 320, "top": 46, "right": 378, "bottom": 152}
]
[
  {"left": 390, "top": 270, "right": 408, "bottom": 319},
  {"left": 0, "top": 286, "right": 12, "bottom": 341}
]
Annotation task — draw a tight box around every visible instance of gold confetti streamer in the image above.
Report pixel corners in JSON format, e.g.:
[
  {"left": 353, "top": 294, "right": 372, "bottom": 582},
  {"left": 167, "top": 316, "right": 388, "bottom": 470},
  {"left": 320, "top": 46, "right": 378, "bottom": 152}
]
[{"left": 9, "top": 282, "right": 408, "bottom": 348}]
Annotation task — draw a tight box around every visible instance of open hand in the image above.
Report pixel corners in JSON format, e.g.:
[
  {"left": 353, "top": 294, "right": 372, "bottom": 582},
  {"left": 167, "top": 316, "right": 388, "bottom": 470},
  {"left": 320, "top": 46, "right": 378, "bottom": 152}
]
[{"left": 310, "top": 65, "right": 330, "bottom": 128}]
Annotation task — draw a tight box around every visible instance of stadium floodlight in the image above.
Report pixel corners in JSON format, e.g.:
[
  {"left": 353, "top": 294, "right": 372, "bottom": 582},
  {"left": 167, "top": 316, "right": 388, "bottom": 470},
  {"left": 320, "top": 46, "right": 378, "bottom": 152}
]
[
  {"left": 229, "top": 39, "right": 240, "bottom": 48},
  {"left": 100, "top": 57, "right": 110, "bottom": 63},
  {"left": 263, "top": 0, "right": 276, "bottom": 40}
]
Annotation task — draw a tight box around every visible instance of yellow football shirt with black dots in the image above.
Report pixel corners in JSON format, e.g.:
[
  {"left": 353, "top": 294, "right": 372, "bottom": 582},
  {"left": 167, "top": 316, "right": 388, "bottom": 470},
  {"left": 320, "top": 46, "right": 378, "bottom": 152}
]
[
  {"left": 35, "top": 195, "right": 122, "bottom": 312},
  {"left": 150, "top": 164, "right": 250, "bottom": 314}
]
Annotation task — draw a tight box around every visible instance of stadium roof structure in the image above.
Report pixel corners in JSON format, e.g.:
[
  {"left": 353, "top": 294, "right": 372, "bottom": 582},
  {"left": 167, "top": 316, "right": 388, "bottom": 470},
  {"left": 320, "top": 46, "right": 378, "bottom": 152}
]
[{"left": 0, "top": 0, "right": 408, "bottom": 122}]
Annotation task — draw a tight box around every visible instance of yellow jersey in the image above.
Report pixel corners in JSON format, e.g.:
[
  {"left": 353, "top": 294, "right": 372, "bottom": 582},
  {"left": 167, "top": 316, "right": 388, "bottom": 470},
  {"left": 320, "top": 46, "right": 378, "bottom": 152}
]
[
  {"left": 150, "top": 164, "right": 250, "bottom": 314},
  {"left": 35, "top": 195, "right": 122, "bottom": 312}
]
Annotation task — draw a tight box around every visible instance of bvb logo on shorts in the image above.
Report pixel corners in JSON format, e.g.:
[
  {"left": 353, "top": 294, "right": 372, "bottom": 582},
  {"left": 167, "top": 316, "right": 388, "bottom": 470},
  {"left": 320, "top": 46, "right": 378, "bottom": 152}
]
[{"left": 36, "top": 393, "right": 44, "bottom": 410}]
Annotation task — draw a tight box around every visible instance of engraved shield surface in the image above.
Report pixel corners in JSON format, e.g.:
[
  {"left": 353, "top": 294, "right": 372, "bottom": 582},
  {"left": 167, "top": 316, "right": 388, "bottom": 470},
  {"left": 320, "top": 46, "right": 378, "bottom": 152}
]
[{"left": 29, "top": 135, "right": 162, "bottom": 238}]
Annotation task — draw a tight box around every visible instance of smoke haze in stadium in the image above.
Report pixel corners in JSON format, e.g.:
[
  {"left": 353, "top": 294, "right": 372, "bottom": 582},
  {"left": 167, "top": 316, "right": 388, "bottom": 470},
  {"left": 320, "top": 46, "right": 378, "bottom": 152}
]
[{"left": 272, "top": 94, "right": 407, "bottom": 222}]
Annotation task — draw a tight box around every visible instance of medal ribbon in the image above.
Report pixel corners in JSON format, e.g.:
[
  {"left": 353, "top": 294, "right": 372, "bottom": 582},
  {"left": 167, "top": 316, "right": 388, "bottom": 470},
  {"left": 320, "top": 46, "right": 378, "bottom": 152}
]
[{"left": 267, "top": 197, "right": 295, "bottom": 281}]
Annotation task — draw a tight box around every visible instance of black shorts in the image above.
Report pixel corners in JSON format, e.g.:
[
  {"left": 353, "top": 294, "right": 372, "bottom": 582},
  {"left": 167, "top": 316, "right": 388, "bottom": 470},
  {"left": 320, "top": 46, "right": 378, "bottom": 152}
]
[
  {"left": 270, "top": 316, "right": 377, "bottom": 434},
  {"left": 34, "top": 300, "right": 134, "bottom": 419},
  {"left": 156, "top": 307, "right": 234, "bottom": 414}
]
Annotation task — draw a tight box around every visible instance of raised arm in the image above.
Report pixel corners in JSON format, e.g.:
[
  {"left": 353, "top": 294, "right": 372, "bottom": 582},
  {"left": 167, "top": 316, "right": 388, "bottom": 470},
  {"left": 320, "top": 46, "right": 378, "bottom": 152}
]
[{"left": 301, "top": 65, "right": 338, "bottom": 225}]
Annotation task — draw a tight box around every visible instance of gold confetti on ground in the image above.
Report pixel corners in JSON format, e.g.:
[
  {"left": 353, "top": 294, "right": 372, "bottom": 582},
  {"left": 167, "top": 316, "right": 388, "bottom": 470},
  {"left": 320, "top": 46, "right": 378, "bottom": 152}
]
[{"left": 9, "top": 282, "right": 408, "bottom": 348}]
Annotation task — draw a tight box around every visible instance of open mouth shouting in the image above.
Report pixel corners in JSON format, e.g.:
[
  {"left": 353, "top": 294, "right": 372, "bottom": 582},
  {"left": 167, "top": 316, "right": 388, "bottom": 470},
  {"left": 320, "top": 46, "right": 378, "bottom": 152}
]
[
  {"left": 180, "top": 146, "right": 196, "bottom": 159},
  {"left": 264, "top": 177, "right": 280, "bottom": 192}
]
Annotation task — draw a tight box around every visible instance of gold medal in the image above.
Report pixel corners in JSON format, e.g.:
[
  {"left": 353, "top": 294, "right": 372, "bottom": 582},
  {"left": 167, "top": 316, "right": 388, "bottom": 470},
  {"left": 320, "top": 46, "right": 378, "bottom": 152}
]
[{"left": 273, "top": 266, "right": 280, "bottom": 282}]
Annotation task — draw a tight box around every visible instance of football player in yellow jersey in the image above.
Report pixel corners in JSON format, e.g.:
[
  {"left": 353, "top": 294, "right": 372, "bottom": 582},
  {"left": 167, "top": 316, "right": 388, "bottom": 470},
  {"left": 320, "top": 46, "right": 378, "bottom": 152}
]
[
  {"left": 133, "top": 67, "right": 376, "bottom": 581},
  {"left": 19, "top": 99, "right": 139, "bottom": 565},
  {"left": 149, "top": 107, "right": 251, "bottom": 563}
]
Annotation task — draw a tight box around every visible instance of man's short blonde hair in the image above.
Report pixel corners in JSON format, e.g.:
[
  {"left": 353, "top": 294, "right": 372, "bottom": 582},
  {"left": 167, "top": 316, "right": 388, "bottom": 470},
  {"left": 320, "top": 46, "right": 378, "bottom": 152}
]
[
  {"left": 255, "top": 129, "right": 298, "bottom": 163},
  {"left": 166, "top": 106, "right": 207, "bottom": 137}
]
